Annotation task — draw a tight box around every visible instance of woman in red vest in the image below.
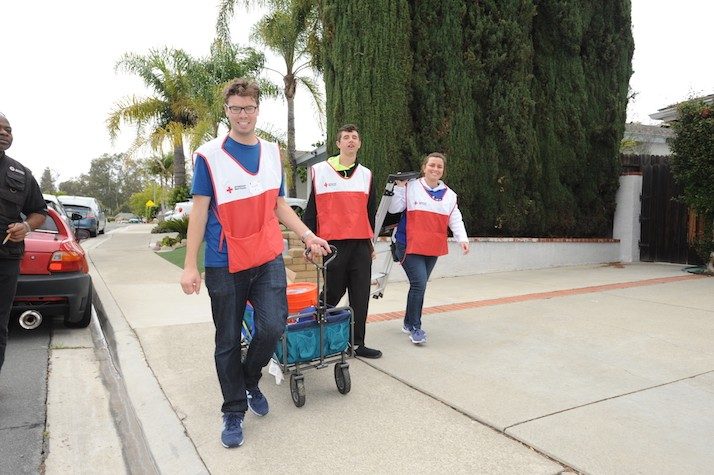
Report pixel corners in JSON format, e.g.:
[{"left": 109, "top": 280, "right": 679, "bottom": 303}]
[{"left": 388, "top": 152, "right": 470, "bottom": 344}]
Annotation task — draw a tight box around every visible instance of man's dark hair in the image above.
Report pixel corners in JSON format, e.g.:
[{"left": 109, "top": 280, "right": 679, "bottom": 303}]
[
  {"left": 337, "top": 124, "right": 360, "bottom": 140},
  {"left": 223, "top": 78, "right": 260, "bottom": 105}
]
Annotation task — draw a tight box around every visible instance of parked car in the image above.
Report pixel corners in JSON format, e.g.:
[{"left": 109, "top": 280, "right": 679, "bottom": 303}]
[
  {"left": 57, "top": 195, "right": 106, "bottom": 236},
  {"left": 42, "top": 193, "right": 81, "bottom": 239},
  {"left": 166, "top": 200, "right": 193, "bottom": 220},
  {"left": 60, "top": 204, "right": 100, "bottom": 238},
  {"left": 12, "top": 208, "right": 93, "bottom": 329}
]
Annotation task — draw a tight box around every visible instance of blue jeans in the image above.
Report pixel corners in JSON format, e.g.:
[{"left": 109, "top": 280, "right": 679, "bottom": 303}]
[
  {"left": 204, "top": 255, "right": 287, "bottom": 414},
  {"left": 395, "top": 242, "right": 437, "bottom": 330}
]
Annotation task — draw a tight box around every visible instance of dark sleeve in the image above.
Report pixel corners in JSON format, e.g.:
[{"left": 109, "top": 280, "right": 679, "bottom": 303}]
[
  {"left": 23, "top": 173, "right": 47, "bottom": 216},
  {"left": 367, "top": 173, "right": 377, "bottom": 232},
  {"left": 302, "top": 180, "right": 317, "bottom": 232}
]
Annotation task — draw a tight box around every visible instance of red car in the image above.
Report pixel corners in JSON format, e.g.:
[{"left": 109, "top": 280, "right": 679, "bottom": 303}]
[{"left": 12, "top": 207, "right": 93, "bottom": 329}]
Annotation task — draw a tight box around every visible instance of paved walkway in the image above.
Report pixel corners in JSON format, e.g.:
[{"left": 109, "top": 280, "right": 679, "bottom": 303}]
[{"left": 80, "top": 225, "right": 714, "bottom": 474}]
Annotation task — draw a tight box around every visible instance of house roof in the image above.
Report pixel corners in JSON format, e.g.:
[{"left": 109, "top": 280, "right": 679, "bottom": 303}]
[
  {"left": 649, "top": 93, "right": 714, "bottom": 123},
  {"left": 295, "top": 143, "right": 326, "bottom": 168},
  {"left": 624, "top": 122, "right": 674, "bottom": 140}
]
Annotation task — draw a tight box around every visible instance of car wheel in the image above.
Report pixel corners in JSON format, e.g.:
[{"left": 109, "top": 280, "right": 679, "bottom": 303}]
[{"left": 65, "top": 282, "right": 92, "bottom": 328}]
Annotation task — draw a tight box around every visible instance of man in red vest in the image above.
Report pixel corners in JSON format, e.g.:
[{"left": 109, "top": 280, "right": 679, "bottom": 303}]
[
  {"left": 180, "top": 79, "right": 331, "bottom": 449},
  {"left": 303, "top": 124, "right": 382, "bottom": 359}
]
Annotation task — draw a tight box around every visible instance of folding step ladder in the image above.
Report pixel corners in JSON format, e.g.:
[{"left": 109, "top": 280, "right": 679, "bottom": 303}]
[{"left": 370, "top": 171, "right": 421, "bottom": 299}]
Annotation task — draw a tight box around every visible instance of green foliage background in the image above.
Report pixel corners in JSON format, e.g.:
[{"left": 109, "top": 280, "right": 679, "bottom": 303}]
[
  {"left": 670, "top": 100, "right": 714, "bottom": 220},
  {"left": 320, "top": 0, "right": 633, "bottom": 237}
]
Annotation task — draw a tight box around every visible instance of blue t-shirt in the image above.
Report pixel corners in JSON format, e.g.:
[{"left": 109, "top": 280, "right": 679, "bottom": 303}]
[
  {"left": 192, "top": 136, "right": 285, "bottom": 267},
  {"left": 394, "top": 186, "right": 448, "bottom": 245}
]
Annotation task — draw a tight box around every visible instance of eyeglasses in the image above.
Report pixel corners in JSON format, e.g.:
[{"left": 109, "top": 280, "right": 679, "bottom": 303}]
[{"left": 225, "top": 105, "right": 258, "bottom": 115}]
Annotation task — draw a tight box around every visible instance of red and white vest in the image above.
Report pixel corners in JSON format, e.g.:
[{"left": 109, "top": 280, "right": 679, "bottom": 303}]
[
  {"left": 198, "top": 136, "right": 284, "bottom": 272},
  {"left": 405, "top": 180, "right": 458, "bottom": 256},
  {"left": 311, "top": 160, "right": 373, "bottom": 240}
]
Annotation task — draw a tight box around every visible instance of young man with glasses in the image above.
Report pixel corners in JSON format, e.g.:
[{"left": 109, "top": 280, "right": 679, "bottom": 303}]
[
  {"left": 180, "top": 78, "right": 331, "bottom": 449},
  {"left": 302, "top": 124, "right": 382, "bottom": 359}
]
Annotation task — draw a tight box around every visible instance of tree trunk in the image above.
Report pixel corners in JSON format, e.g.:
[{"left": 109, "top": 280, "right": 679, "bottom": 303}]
[
  {"left": 173, "top": 137, "right": 186, "bottom": 188},
  {"left": 286, "top": 74, "right": 298, "bottom": 197}
]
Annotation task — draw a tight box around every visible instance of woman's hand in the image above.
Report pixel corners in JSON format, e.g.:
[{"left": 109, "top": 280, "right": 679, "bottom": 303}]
[{"left": 460, "top": 241, "right": 470, "bottom": 255}]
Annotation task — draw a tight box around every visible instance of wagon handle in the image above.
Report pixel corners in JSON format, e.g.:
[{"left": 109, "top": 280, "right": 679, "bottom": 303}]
[{"left": 304, "top": 245, "right": 338, "bottom": 269}]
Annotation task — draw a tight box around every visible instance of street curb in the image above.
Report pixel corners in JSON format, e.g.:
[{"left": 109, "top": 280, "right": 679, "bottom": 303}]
[{"left": 88, "top": 253, "right": 208, "bottom": 475}]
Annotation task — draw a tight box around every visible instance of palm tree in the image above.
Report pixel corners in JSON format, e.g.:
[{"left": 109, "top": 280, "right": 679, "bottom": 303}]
[
  {"left": 107, "top": 48, "right": 199, "bottom": 188},
  {"left": 187, "top": 40, "right": 276, "bottom": 151},
  {"left": 216, "top": 0, "right": 324, "bottom": 197},
  {"left": 251, "top": 0, "right": 324, "bottom": 197}
]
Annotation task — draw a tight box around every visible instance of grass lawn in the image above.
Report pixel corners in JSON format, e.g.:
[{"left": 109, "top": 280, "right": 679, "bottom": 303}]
[{"left": 157, "top": 242, "right": 205, "bottom": 273}]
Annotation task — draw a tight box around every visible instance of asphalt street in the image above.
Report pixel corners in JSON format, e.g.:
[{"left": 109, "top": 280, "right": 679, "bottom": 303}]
[{"left": 0, "top": 319, "right": 50, "bottom": 474}]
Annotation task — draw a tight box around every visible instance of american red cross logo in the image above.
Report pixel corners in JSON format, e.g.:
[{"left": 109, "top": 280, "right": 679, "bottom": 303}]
[
  {"left": 323, "top": 182, "right": 328, "bottom": 188},
  {"left": 226, "top": 186, "right": 233, "bottom": 193}
]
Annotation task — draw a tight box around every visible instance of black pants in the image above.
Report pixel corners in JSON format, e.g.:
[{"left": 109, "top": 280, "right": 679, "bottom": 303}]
[
  {"left": 323, "top": 240, "right": 372, "bottom": 347},
  {"left": 0, "top": 260, "right": 20, "bottom": 374}
]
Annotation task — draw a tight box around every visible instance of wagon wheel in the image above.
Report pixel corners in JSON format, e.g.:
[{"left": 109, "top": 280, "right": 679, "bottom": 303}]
[
  {"left": 334, "top": 363, "right": 351, "bottom": 394},
  {"left": 290, "top": 373, "right": 306, "bottom": 407}
]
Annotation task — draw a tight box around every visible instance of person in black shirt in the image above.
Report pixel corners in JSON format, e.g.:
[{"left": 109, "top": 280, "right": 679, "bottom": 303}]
[
  {"left": 0, "top": 112, "right": 47, "bottom": 374},
  {"left": 302, "top": 124, "right": 382, "bottom": 358}
]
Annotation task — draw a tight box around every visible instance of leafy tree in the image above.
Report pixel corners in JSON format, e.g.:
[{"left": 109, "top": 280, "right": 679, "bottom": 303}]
[
  {"left": 108, "top": 48, "right": 200, "bottom": 188},
  {"left": 251, "top": 0, "right": 324, "bottom": 197},
  {"left": 670, "top": 100, "right": 714, "bottom": 220},
  {"left": 39, "top": 167, "right": 58, "bottom": 194},
  {"left": 129, "top": 184, "right": 168, "bottom": 218},
  {"left": 670, "top": 100, "right": 714, "bottom": 264},
  {"left": 58, "top": 154, "right": 147, "bottom": 214}
]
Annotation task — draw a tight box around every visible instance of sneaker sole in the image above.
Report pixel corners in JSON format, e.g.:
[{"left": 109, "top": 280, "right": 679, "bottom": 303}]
[
  {"left": 221, "top": 439, "right": 244, "bottom": 448},
  {"left": 248, "top": 405, "right": 268, "bottom": 417},
  {"left": 409, "top": 336, "right": 426, "bottom": 344},
  {"left": 401, "top": 327, "right": 411, "bottom": 334}
]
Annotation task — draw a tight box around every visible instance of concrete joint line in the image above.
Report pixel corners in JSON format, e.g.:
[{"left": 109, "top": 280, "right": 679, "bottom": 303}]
[
  {"left": 356, "top": 359, "right": 576, "bottom": 473},
  {"left": 503, "top": 369, "right": 714, "bottom": 432},
  {"left": 87, "top": 251, "right": 208, "bottom": 475}
]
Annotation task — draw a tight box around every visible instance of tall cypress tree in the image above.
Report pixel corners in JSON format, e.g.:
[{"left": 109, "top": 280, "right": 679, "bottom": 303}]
[
  {"left": 321, "top": 0, "right": 414, "bottom": 186},
  {"left": 532, "top": 0, "right": 632, "bottom": 236},
  {"left": 322, "top": 0, "right": 633, "bottom": 237}
]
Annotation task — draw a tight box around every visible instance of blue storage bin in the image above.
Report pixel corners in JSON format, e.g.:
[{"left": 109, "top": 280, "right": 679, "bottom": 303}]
[{"left": 275, "top": 307, "right": 351, "bottom": 365}]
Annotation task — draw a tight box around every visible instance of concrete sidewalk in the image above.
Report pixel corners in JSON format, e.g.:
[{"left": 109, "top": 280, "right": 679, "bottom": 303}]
[{"left": 84, "top": 225, "right": 713, "bottom": 474}]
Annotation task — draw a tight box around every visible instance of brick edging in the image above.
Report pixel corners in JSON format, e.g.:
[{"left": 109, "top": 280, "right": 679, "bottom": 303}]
[{"left": 367, "top": 274, "right": 705, "bottom": 323}]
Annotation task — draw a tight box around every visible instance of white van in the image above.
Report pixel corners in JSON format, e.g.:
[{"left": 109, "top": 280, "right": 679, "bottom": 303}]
[{"left": 57, "top": 195, "right": 107, "bottom": 236}]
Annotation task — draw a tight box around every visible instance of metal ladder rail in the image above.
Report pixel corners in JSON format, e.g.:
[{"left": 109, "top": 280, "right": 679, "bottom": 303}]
[{"left": 370, "top": 171, "right": 420, "bottom": 299}]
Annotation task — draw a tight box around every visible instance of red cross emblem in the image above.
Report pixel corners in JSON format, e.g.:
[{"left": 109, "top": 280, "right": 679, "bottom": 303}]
[{"left": 226, "top": 186, "right": 233, "bottom": 193}]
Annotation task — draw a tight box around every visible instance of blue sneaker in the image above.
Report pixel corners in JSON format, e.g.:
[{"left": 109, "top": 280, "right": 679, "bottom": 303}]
[
  {"left": 402, "top": 323, "right": 412, "bottom": 334},
  {"left": 246, "top": 387, "right": 269, "bottom": 416},
  {"left": 221, "top": 413, "right": 244, "bottom": 448},
  {"left": 410, "top": 328, "right": 427, "bottom": 344}
]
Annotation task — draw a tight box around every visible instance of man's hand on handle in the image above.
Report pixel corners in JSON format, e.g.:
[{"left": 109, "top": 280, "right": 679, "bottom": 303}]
[{"left": 304, "top": 233, "right": 331, "bottom": 257}]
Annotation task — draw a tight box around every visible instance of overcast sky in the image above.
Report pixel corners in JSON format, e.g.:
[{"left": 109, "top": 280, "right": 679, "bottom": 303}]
[{"left": 2, "top": 0, "right": 712, "bottom": 183}]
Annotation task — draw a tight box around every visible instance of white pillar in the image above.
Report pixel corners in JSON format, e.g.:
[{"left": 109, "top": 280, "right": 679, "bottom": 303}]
[{"left": 612, "top": 174, "right": 643, "bottom": 263}]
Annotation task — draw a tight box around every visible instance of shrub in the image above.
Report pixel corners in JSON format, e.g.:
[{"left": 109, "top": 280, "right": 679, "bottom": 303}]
[
  {"left": 151, "top": 216, "right": 189, "bottom": 240},
  {"left": 161, "top": 236, "right": 180, "bottom": 247}
]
